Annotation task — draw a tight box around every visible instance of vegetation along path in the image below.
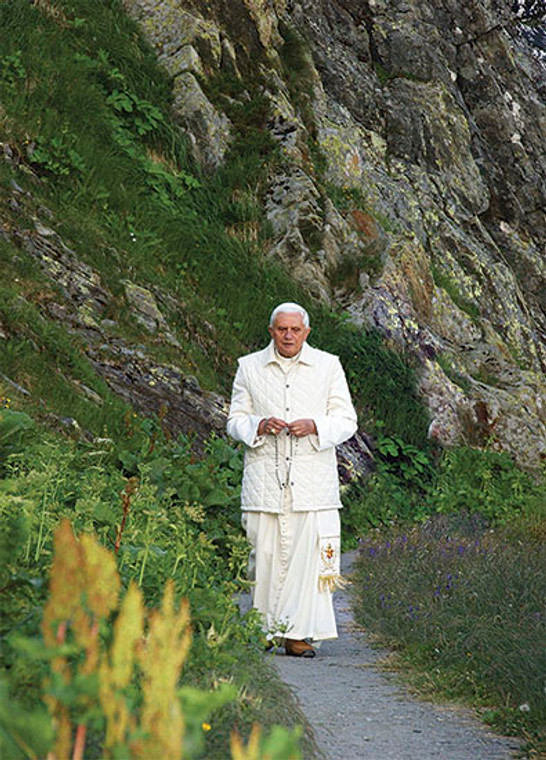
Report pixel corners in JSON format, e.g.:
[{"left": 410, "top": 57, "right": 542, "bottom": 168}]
[{"left": 271, "top": 553, "right": 521, "bottom": 760}]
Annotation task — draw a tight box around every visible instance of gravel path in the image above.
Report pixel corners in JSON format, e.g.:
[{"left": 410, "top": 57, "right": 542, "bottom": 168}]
[{"left": 270, "top": 553, "right": 521, "bottom": 760}]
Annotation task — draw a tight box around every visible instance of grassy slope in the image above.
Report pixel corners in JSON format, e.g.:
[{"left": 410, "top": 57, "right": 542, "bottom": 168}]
[{"left": 0, "top": 0, "right": 428, "bottom": 446}]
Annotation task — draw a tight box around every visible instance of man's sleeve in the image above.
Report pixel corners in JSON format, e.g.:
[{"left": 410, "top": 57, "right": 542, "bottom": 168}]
[
  {"left": 311, "top": 357, "right": 357, "bottom": 451},
  {"left": 226, "top": 363, "right": 265, "bottom": 448}
]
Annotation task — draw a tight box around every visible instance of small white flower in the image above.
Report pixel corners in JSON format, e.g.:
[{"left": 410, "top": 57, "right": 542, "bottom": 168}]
[{"left": 518, "top": 702, "right": 530, "bottom": 713}]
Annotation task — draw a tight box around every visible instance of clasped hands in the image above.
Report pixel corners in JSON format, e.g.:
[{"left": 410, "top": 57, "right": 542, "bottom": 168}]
[{"left": 258, "top": 417, "right": 317, "bottom": 438}]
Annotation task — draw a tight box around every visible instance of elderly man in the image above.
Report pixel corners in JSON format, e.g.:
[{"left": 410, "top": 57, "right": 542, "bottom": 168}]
[{"left": 227, "top": 302, "right": 357, "bottom": 657}]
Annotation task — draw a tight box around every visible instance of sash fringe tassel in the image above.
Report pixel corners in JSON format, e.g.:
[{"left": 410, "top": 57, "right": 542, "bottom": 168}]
[{"left": 318, "top": 574, "right": 351, "bottom": 593}]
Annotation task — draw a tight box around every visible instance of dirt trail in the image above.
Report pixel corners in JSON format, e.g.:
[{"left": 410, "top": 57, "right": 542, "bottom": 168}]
[{"left": 271, "top": 553, "right": 521, "bottom": 760}]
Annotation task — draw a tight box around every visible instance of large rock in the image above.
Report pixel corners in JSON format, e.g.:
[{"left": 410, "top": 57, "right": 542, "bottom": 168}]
[
  {"left": 281, "top": 0, "right": 546, "bottom": 468},
  {"left": 16, "top": 219, "right": 110, "bottom": 328},
  {"left": 122, "top": 280, "right": 168, "bottom": 334},
  {"left": 264, "top": 166, "right": 331, "bottom": 299},
  {"left": 171, "top": 72, "right": 231, "bottom": 170}
]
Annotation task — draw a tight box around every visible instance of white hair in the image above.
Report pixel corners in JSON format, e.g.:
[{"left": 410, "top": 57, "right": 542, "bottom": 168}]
[{"left": 269, "top": 302, "right": 310, "bottom": 328}]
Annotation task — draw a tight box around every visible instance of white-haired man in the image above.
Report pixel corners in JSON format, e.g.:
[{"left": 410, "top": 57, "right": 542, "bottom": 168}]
[{"left": 227, "top": 302, "right": 357, "bottom": 657}]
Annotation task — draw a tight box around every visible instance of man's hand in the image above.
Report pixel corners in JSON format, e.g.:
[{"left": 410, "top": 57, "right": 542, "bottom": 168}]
[
  {"left": 287, "top": 419, "right": 317, "bottom": 437},
  {"left": 258, "top": 417, "right": 288, "bottom": 436}
]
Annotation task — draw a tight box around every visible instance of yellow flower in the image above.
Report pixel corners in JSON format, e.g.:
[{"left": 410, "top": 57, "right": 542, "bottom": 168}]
[{"left": 202, "top": 722, "right": 211, "bottom": 732}]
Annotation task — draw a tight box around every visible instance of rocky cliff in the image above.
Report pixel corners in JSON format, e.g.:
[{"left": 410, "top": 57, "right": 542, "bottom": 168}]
[{"left": 121, "top": 0, "right": 546, "bottom": 469}]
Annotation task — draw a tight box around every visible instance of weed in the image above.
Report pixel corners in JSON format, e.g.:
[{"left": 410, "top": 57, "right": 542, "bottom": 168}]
[
  {"left": 468, "top": 367, "right": 503, "bottom": 387},
  {"left": 430, "top": 446, "right": 544, "bottom": 522},
  {"left": 374, "top": 61, "right": 424, "bottom": 86},
  {"left": 315, "top": 319, "right": 430, "bottom": 446},
  {"left": 29, "top": 129, "right": 86, "bottom": 177},
  {"left": 324, "top": 182, "right": 368, "bottom": 212},
  {"left": 0, "top": 50, "right": 26, "bottom": 92},
  {"left": 374, "top": 61, "right": 395, "bottom": 85},
  {"left": 278, "top": 21, "right": 316, "bottom": 133}
]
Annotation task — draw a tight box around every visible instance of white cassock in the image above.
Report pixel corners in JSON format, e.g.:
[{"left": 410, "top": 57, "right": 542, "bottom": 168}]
[
  {"left": 243, "top": 490, "right": 341, "bottom": 641},
  {"left": 227, "top": 342, "right": 357, "bottom": 642}
]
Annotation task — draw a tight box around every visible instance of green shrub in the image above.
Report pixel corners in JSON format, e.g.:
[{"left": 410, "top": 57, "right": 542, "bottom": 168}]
[{"left": 430, "top": 447, "right": 545, "bottom": 522}]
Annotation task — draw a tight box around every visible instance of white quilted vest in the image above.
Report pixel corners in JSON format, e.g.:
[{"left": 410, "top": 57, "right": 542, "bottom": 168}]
[{"left": 227, "top": 342, "right": 357, "bottom": 513}]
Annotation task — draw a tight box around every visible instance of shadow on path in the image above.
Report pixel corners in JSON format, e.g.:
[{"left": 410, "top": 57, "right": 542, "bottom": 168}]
[{"left": 270, "top": 552, "right": 521, "bottom": 760}]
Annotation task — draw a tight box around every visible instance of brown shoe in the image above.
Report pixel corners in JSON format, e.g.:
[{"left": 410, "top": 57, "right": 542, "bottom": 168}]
[{"left": 284, "top": 638, "right": 316, "bottom": 658}]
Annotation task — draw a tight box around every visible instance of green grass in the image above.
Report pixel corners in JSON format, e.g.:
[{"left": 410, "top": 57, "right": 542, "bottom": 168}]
[
  {"left": 342, "top": 443, "right": 545, "bottom": 547},
  {"left": 351, "top": 513, "right": 546, "bottom": 755},
  {"left": 278, "top": 20, "right": 317, "bottom": 136},
  {"left": 187, "top": 648, "right": 317, "bottom": 760},
  {"left": 315, "top": 319, "right": 429, "bottom": 445}
]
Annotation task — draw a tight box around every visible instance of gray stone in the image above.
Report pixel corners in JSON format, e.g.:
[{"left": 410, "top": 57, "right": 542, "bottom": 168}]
[
  {"left": 122, "top": 280, "right": 167, "bottom": 334},
  {"left": 264, "top": 166, "right": 331, "bottom": 299},
  {"left": 72, "top": 382, "right": 104, "bottom": 406},
  {"left": 167, "top": 44, "right": 205, "bottom": 78},
  {"left": 16, "top": 221, "right": 110, "bottom": 318},
  {"left": 172, "top": 71, "right": 231, "bottom": 171},
  {"left": 1, "top": 374, "right": 31, "bottom": 397},
  {"left": 338, "top": 433, "right": 375, "bottom": 485}
]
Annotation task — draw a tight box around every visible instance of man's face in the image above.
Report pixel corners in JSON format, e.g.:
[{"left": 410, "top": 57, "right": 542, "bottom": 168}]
[{"left": 269, "top": 312, "right": 310, "bottom": 358}]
